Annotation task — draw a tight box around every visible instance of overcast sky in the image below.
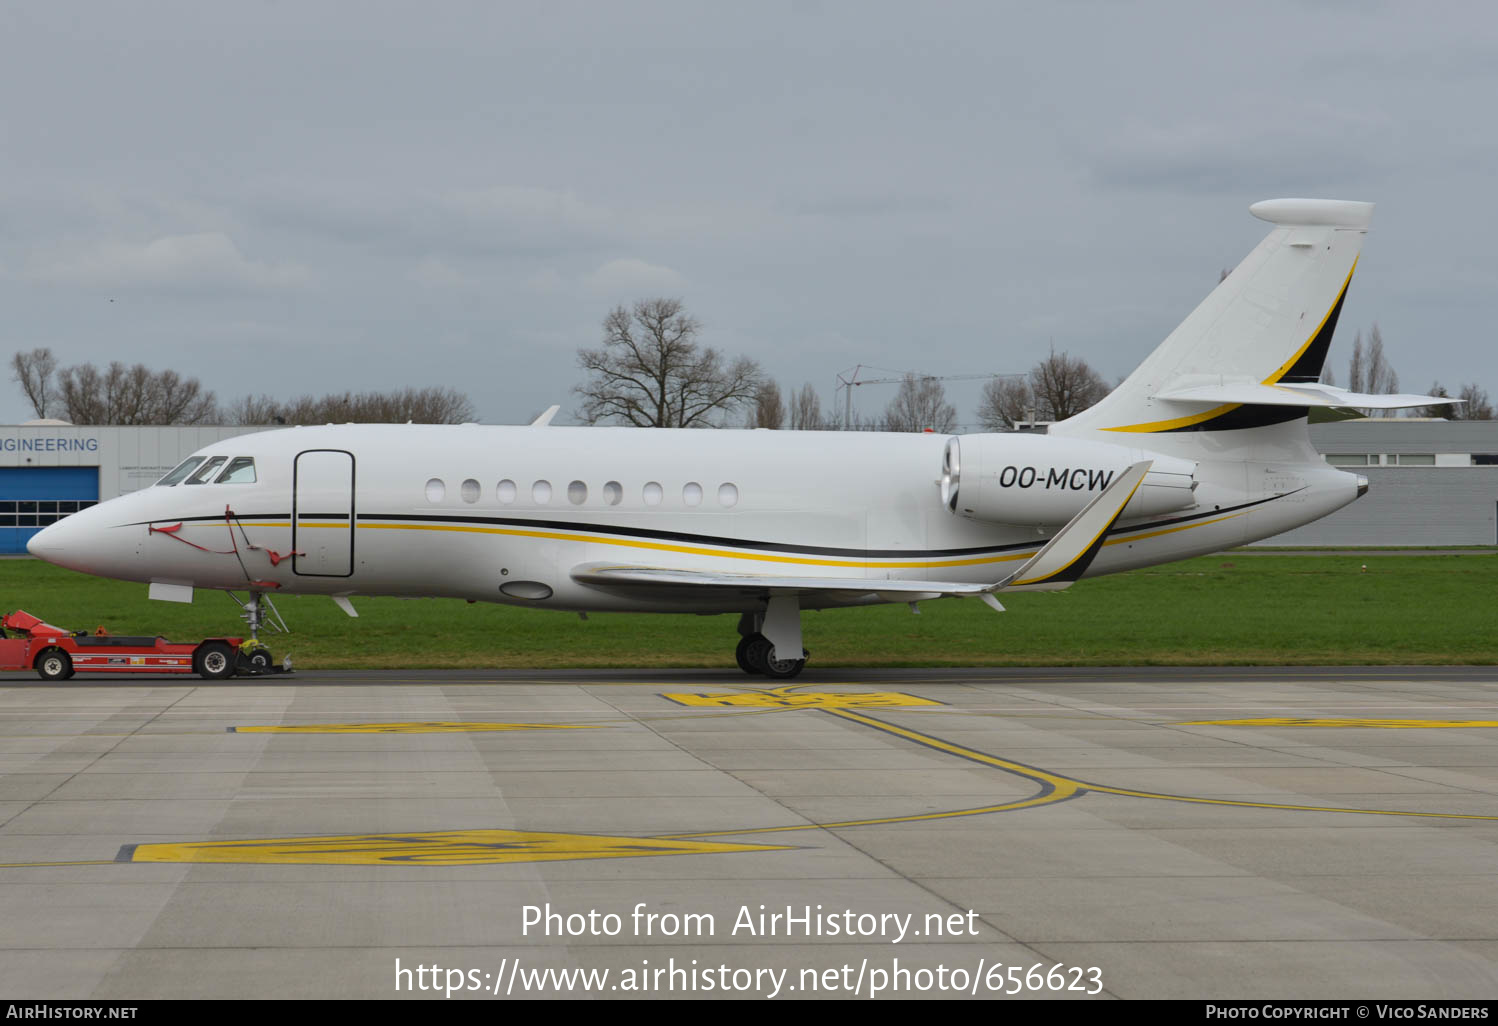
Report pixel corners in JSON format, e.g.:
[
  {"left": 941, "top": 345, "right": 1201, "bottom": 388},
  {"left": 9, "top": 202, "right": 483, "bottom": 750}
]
[{"left": 3, "top": 1, "right": 1495, "bottom": 427}]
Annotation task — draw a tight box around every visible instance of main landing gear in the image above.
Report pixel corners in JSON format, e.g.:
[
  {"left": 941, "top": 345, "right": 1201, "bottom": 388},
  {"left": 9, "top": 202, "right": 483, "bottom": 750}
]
[{"left": 734, "top": 597, "right": 809, "bottom": 679}]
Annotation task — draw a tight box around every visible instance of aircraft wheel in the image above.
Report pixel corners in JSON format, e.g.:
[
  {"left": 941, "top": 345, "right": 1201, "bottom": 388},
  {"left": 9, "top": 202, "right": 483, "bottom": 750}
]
[
  {"left": 735, "top": 634, "right": 763, "bottom": 675},
  {"left": 194, "top": 642, "right": 237, "bottom": 681},
  {"left": 36, "top": 649, "right": 74, "bottom": 681},
  {"left": 743, "top": 634, "right": 806, "bottom": 680},
  {"left": 240, "top": 646, "right": 274, "bottom": 674}
]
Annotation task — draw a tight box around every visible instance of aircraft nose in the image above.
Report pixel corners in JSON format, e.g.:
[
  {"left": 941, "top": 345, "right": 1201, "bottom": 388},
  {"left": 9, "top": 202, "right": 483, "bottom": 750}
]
[{"left": 26, "top": 518, "right": 69, "bottom": 561}]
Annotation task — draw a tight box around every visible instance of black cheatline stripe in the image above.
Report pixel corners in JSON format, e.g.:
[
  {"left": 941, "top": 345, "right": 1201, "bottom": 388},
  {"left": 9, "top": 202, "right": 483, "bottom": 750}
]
[
  {"left": 1162, "top": 403, "right": 1309, "bottom": 433},
  {"left": 1279, "top": 276, "right": 1352, "bottom": 384},
  {"left": 129, "top": 491, "right": 1293, "bottom": 561},
  {"left": 297, "top": 513, "right": 351, "bottom": 520}
]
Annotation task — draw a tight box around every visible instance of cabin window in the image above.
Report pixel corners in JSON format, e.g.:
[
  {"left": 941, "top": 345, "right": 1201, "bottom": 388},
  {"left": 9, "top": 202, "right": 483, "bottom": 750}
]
[
  {"left": 718, "top": 482, "right": 739, "bottom": 507},
  {"left": 216, "top": 457, "right": 257, "bottom": 484},
  {"left": 461, "top": 478, "right": 481, "bottom": 503},
  {"left": 643, "top": 481, "right": 663, "bottom": 506},
  {"left": 602, "top": 481, "right": 623, "bottom": 506},
  {"left": 533, "top": 480, "right": 552, "bottom": 504},
  {"left": 157, "top": 457, "right": 204, "bottom": 486},
  {"left": 184, "top": 456, "right": 228, "bottom": 485},
  {"left": 568, "top": 480, "right": 587, "bottom": 505},
  {"left": 683, "top": 482, "right": 703, "bottom": 506},
  {"left": 497, "top": 479, "right": 517, "bottom": 503},
  {"left": 425, "top": 478, "right": 446, "bottom": 503}
]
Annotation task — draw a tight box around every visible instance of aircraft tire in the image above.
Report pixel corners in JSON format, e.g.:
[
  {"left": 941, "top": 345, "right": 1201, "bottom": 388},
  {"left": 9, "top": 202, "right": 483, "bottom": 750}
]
[
  {"left": 239, "top": 646, "right": 274, "bottom": 675},
  {"left": 743, "top": 634, "right": 806, "bottom": 680},
  {"left": 735, "top": 634, "right": 763, "bottom": 675},
  {"left": 194, "top": 642, "right": 237, "bottom": 681},
  {"left": 36, "top": 649, "right": 74, "bottom": 681}
]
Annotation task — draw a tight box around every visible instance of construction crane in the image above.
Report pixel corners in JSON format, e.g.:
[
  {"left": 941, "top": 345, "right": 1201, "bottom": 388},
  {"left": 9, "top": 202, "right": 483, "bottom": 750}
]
[{"left": 833, "top": 364, "right": 1025, "bottom": 430}]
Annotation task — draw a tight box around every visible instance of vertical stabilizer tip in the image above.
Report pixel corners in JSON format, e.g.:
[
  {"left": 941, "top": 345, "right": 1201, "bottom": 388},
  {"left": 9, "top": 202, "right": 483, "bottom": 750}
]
[{"left": 1249, "top": 199, "right": 1374, "bottom": 228}]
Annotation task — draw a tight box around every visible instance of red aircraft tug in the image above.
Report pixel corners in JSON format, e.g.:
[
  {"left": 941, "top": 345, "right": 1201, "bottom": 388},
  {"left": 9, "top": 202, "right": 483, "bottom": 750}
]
[{"left": 0, "top": 610, "right": 288, "bottom": 681}]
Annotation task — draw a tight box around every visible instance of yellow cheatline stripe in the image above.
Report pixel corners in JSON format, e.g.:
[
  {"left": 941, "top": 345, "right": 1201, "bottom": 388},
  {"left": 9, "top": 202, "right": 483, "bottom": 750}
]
[
  {"left": 356, "top": 521, "right": 1035, "bottom": 570},
  {"left": 230, "top": 721, "right": 606, "bottom": 734},
  {"left": 1104, "top": 259, "right": 1358, "bottom": 433},
  {"left": 351, "top": 512, "right": 1230, "bottom": 572},
  {"left": 1014, "top": 472, "right": 1146, "bottom": 585},
  {"left": 121, "top": 829, "right": 791, "bottom": 866},
  {"left": 1180, "top": 717, "right": 1498, "bottom": 729},
  {"left": 1102, "top": 511, "right": 1244, "bottom": 546},
  {"left": 1262, "top": 258, "right": 1359, "bottom": 384}
]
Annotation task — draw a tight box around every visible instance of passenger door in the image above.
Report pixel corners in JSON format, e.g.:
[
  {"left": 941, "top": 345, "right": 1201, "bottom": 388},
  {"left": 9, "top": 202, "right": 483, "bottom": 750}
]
[{"left": 293, "top": 450, "right": 355, "bottom": 577}]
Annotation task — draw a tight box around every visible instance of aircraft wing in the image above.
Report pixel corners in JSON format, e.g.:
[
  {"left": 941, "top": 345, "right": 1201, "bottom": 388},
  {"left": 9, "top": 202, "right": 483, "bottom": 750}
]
[{"left": 571, "top": 462, "right": 1152, "bottom": 609}]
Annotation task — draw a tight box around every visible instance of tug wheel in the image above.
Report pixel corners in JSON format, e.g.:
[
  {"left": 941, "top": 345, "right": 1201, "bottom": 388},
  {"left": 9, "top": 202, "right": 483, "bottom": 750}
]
[
  {"left": 194, "top": 641, "right": 236, "bottom": 680},
  {"left": 36, "top": 649, "right": 74, "bottom": 681}
]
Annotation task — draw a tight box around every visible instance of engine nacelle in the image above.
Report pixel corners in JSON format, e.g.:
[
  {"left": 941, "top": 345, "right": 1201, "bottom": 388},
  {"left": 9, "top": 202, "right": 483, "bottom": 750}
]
[{"left": 940, "top": 434, "right": 1197, "bottom": 527}]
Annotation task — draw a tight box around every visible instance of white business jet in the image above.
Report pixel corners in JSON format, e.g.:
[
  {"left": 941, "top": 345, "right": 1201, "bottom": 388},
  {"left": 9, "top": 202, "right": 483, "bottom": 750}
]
[{"left": 27, "top": 199, "right": 1455, "bottom": 678}]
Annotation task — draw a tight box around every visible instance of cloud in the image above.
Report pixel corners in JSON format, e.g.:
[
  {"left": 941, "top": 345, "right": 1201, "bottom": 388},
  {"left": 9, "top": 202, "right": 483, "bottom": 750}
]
[
  {"left": 583, "top": 258, "right": 686, "bottom": 296},
  {"left": 408, "top": 255, "right": 474, "bottom": 290},
  {"left": 30, "top": 232, "right": 311, "bottom": 292}
]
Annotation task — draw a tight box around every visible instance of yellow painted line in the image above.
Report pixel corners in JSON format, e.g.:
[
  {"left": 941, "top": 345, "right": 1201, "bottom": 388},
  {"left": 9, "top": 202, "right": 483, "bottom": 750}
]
[
  {"left": 120, "top": 829, "right": 790, "bottom": 866},
  {"left": 1179, "top": 717, "right": 1498, "bottom": 729},
  {"left": 229, "top": 721, "right": 606, "bottom": 734},
  {"left": 827, "top": 709, "right": 1498, "bottom": 824},
  {"left": 661, "top": 691, "right": 942, "bottom": 709}
]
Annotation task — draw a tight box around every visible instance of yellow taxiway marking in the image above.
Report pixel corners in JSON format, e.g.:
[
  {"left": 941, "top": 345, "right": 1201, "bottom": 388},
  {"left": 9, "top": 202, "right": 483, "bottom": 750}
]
[
  {"left": 118, "top": 829, "right": 790, "bottom": 866},
  {"left": 1179, "top": 717, "right": 1498, "bottom": 729},
  {"left": 228, "top": 721, "right": 605, "bottom": 734},
  {"left": 661, "top": 691, "right": 941, "bottom": 709}
]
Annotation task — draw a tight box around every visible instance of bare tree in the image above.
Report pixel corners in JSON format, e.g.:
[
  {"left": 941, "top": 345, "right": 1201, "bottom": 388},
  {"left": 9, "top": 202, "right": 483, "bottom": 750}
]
[
  {"left": 789, "top": 383, "right": 824, "bottom": 430},
  {"left": 11, "top": 347, "right": 59, "bottom": 419},
  {"left": 1346, "top": 324, "right": 1399, "bottom": 417},
  {"left": 976, "top": 376, "right": 1035, "bottom": 431},
  {"left": 1364, "top": 323, "right": 1399, "bottom": 417},
  {"left": 1417, "top": 382, "right": 1454, "bottom": 420},
  {"left": 575, "top": 298, "right": 762, "bottom": 427},
  {"left": 1457, "top": 383, "right": 1495, "bottom": 420},
  {"left": 226, "top": 387, "right": 474, "bottom": 425},
  {"left": 1029, "top": 346, "right": 1110, "bottom": 421},
  {"left": 883, "top": 374, "right": 956, "bottom": 433},
  {"left": 56, "top": 361, "right": 218, "bottom": 425},
  {"left": 749, "top": 380, "right": 785, "bottom": 429}
]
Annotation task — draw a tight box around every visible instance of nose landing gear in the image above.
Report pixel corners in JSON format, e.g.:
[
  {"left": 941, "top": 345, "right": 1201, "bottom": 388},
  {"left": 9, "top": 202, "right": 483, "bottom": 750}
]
[{"left": 225, "top": 589, "right": 292, "bottom": 676}]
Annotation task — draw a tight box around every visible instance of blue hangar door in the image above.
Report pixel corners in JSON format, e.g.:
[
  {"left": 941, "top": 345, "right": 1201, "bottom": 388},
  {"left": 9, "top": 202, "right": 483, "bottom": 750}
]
[{"left": 0, "top": 467, "right": 100, "bottom": 554}]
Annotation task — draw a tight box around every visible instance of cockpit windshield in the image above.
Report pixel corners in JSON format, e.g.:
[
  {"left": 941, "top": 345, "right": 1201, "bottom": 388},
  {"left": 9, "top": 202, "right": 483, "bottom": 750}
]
[
  {"left": 183, "top": 456, "right": 228, "bottom": 485},
  {"left": 156, "top": 457, "right": 205, "bottom": 486},
  {"left": 216, "top": 457, "right": 257, "bottom": 484}
]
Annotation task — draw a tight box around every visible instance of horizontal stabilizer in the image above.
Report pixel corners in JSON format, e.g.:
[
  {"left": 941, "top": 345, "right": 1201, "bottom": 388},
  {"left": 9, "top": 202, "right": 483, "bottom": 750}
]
[{"left": 1155, "top": 381, "right": 1462, "bottom": 410}]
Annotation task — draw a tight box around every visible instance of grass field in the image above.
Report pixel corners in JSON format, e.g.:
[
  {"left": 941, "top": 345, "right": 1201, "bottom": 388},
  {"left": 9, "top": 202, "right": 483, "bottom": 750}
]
[{"left": 3, "top": 554, "right": 1494, "bottom": 669}]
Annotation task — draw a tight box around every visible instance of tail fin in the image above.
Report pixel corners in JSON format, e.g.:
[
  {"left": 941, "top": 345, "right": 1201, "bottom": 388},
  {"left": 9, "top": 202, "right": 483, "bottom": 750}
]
[{"left": 1055, "top": 198, "right": 1371, "bottom": 438}]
